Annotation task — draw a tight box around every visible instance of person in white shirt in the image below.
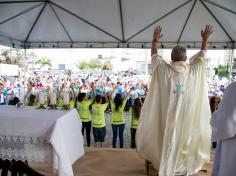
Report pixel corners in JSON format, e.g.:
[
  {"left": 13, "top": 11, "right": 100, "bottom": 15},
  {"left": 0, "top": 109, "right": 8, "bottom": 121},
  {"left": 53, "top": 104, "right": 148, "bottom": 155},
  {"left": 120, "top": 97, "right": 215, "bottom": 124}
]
[{"left": 211, "top": 81, "right": 236, "bottom": 176}]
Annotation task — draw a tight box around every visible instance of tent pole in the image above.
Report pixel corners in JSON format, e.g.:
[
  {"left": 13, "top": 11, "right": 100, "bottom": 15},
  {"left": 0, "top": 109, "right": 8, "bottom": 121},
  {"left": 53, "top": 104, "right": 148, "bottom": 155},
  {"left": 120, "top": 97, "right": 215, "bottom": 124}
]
[
  {"left": 228, "top": 49, "right": 234, "bottom": 84},
  {"left": 144, "top": 49, "right": 148, "bottom": 75},
  {"left": 24, "top": 48, "right": 27, "bottom": 101}
]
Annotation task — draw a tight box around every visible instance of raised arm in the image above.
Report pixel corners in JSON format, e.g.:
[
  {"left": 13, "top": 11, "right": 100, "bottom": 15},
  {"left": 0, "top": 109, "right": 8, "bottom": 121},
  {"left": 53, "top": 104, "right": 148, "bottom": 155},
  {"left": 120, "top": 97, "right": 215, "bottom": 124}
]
[
  {"left": 189, "top": 25, "right": 214, "bottom": 63},
  {"left": 104, "top": 91, "right": 108, "bottom": 103},
  {"left": 201, "top": 25, "right": 213, "bottom": 51},
  {"left": 124, "top": 87, "right": 133, "bottom": 100},
  {"left": 151, "top": 26, "right": 163, "bottom": 57},
  {"left": 90, "top": 83, "right": 96, "bottom": 100},
  {"left": 109, "top": 85, "right": 118, "bottom": 99},
  {"left": 70, "top": 83, "right": 76, "bottom": 100}
]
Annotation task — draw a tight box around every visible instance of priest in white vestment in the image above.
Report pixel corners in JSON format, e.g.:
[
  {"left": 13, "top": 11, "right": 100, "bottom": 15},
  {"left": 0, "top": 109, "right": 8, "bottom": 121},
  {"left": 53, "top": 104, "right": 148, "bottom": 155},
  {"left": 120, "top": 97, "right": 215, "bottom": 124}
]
[
  {"left": 211, "top": 81, "right": 236, "bottom": 176},
  {"left": 136, "top": 25, "right": 213, "bottom": 176}
]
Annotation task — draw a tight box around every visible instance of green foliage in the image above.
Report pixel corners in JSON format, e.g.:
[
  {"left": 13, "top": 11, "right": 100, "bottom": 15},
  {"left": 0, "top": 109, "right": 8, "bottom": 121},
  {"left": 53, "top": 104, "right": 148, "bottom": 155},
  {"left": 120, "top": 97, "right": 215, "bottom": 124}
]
[
  {"left": 233, "top": 58, "right": 236, "bottom": 68},
  {"left": 67, "top": 69, "right": 73, "bottom": 76},
  {"left": 102, "top": 64, "right": 110, "bottom": 70},
  {"left": 89, "top": 59, "right": 101, "bottom": 68},
  {"left": 214, "top": 65, "right": 229, "bottom": 78},
  {"left": 77, "top": 59, "right": 101, "bottom": 70},
  {"left": 77, "top": 61, "right": 89, "bottom": 70},
  {"left": 36, "top": 57, "right": 52, "bottom": 68}
]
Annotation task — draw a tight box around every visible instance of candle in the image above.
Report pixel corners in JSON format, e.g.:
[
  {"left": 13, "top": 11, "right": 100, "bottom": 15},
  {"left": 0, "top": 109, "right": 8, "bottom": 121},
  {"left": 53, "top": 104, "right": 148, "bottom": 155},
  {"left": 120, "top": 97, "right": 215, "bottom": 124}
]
[
  {"left": 50, "top": 88, "right": 57, "bottom": 105},
  {"left": 63, "top": 90, "right": 70, "bottom": 105},
  {"left": 39, "top": 91, "right": 45, "bottom": 105}
]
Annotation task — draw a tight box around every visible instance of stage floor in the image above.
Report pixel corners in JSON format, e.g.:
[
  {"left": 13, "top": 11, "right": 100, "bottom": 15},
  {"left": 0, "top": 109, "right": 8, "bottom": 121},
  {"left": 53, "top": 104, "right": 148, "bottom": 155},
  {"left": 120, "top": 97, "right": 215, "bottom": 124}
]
[{"left": 30, "top": 148, "right": 213, "bottom": 176}]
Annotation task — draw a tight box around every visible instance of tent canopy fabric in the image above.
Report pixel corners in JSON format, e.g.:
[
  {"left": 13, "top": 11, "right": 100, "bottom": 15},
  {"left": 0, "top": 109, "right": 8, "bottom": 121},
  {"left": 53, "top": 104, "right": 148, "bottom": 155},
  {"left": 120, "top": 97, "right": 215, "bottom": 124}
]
[{"left": 0, "top": 0, "right": 235, "bottom": 49}]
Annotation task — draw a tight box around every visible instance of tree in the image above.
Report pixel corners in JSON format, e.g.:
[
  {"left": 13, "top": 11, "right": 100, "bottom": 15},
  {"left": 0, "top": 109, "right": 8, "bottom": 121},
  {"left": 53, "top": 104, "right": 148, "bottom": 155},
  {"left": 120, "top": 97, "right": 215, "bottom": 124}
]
[
  {"left": 67, "top": 68, "right": 73, "bottom": 76},
  {"left": 36, "top": 57, "right": 52, "bottom": 69},
  {"left": 214, "top": 65, "right": 229, "bottom": 78},
  {"left": 89, "top": 59, "right": 101, "bottom": 69},
  {"left": 77, "top": 61, "right": 89, "bottom": 70},
  {"left": 233, "top": 58, "right": 236, "bottom": 68},
  {"left": 77, "top": 59, "right": 101, "bottom": 70},
  {"left": 0, "top": 48, "right": 37, "bottom": 69},
  {"left": 102, "top": 64, "right": 110, "bottom": 70},
  {"left": 1, "top": 49, "right": 11, "bottom": 64}
]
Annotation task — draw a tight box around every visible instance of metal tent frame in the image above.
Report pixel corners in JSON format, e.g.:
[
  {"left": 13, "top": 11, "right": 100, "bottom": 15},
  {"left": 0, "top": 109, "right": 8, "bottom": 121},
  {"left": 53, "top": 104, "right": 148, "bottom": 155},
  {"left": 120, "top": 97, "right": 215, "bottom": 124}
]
[{"left": 0, "top": 0, "right": 235, "bottom": 49}]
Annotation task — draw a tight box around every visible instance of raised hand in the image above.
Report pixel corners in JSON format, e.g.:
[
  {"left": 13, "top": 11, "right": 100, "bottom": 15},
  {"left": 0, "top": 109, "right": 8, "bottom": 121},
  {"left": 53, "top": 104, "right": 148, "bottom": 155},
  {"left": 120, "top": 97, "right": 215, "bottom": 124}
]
[
  {"left": 201, "top": 25, "right": 213, "bottom": 41},
  {"left": 90, "top": 83, "right": 95, "bottom": 90},
  {"left": 153, "top": 26, "right": 163, "bottom": 41},
  {"left": 201, "top": 25, "right": 213, "bottom": 51},
  {"left": 151, "top": 25, "right": 163, "bottom": 56}
]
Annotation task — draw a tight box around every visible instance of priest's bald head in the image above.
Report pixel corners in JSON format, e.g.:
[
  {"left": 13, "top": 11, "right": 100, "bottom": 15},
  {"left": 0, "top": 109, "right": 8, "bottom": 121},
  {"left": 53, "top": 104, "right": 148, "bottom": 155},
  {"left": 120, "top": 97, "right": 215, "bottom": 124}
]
[{"left": 171, "top": 45, "right": 187, "bottom": 62}]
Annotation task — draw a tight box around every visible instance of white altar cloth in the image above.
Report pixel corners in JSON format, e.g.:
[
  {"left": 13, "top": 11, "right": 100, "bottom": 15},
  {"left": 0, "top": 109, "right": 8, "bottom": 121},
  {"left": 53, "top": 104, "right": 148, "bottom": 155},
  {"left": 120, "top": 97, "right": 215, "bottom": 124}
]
[{"left": 0, "top": 105, "right": 84, "bottom": 176}]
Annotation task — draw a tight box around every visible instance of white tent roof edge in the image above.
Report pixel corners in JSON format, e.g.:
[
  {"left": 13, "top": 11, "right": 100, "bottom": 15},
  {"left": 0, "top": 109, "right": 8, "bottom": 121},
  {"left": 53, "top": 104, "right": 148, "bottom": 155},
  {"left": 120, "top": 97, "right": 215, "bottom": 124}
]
[
  {"left": 0, "top": 38, "right": 235, "bottom": 49},
  {"left": 0, "top": 0, "right": 235, "bottom": 49}
]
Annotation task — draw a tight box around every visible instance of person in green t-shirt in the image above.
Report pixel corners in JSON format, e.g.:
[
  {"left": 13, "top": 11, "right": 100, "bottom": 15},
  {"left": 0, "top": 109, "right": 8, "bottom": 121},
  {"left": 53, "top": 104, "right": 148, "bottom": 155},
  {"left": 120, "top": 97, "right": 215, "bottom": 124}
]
[
  {"left": 92, "top": 92, "right": 108, "bottom": 148},
  {"left": 109, "top": 86, "right": 132, "bottom": 148},
  {"left": 77, "top": 85, "right": 95, "bottom": 147},
  {"left": 129, "top": 97, "right": 142, "bottom": 148}
]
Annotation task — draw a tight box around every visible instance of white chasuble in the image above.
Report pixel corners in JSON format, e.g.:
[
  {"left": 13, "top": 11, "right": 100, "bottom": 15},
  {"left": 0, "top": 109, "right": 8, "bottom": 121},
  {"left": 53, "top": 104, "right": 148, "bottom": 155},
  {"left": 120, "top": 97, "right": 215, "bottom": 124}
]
[{"left": 136, "top": 51, "right": 211, "bottom": 176}]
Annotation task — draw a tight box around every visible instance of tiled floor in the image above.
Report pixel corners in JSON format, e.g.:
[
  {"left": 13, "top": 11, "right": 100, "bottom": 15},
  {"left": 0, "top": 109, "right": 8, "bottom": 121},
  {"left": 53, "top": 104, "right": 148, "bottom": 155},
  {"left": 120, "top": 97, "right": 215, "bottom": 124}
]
[
  {"left": 29, "top": 112, "right": 214, "bottom": 175},
  {"left": 29, "top": 148, "right": 214, "bottom": 176}
]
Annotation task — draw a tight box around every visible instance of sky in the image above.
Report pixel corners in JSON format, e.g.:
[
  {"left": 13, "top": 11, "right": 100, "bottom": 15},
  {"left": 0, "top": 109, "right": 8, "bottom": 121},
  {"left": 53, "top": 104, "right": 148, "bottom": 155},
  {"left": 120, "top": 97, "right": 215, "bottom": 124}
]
[{"left": 1, "top": 45, "right": 234, "bottom": 70}]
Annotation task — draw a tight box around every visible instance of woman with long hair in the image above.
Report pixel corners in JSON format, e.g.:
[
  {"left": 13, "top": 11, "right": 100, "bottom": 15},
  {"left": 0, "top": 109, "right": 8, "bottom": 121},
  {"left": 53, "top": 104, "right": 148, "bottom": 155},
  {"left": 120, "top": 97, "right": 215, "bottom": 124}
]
[
  {"left": 92, "top": 92, "right": 108, "bottom": 148},
  {"left": 109, "top": 86, "right": 132, "bottom": 148},
  {"left": 76, "top": 84, "right": 95, "bottom": 147},
  {"left": 130, "top": 97, "right": 142, "bottom": 148}
]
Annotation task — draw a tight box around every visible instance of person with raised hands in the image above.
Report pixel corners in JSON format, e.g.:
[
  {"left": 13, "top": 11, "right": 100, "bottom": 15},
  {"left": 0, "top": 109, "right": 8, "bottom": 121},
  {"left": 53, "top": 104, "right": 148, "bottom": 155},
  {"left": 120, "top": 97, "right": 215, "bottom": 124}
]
[
  {"left": 91, "top": 91, "right": 108, "bottom": 148},
  {"left": 76, "top": 83, "right": 95, "bottom": 147},
  {"left": 136, "top": 25, "right": 214, "bottom": 176},
  {"left": 109, "top": 85, "right": 133, "bottom": 148}
]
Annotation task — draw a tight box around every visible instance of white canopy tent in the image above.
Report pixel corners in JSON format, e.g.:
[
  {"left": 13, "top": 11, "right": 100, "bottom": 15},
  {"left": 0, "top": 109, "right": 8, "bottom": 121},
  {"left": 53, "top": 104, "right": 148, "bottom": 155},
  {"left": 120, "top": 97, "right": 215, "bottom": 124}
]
[{"left": 0, "top": 0, "right": 235, "bottom": 49}]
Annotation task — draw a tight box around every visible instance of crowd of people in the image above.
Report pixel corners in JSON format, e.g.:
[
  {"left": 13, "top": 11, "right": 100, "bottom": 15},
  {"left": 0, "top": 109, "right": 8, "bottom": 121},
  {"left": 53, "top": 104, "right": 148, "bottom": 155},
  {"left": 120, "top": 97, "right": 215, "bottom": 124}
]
[
  {"left": 0, "top": 71, "right": 227, "bottom": 156},
  {"left": 0, "top": 66, "right": 229, "bottom": 150},
  {"left": 0, "top": 73, "right": 226, "bottom": 105},
  {"left": 0, "top": 73, "right": 149, "bottom": 149}
]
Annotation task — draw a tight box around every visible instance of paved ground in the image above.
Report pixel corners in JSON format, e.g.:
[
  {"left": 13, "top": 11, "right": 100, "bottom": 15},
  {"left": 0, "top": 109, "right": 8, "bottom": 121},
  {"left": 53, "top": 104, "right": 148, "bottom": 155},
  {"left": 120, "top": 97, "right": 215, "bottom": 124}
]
[{"left": 83, "top": 112, "right": 132, "bottom": 148}]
